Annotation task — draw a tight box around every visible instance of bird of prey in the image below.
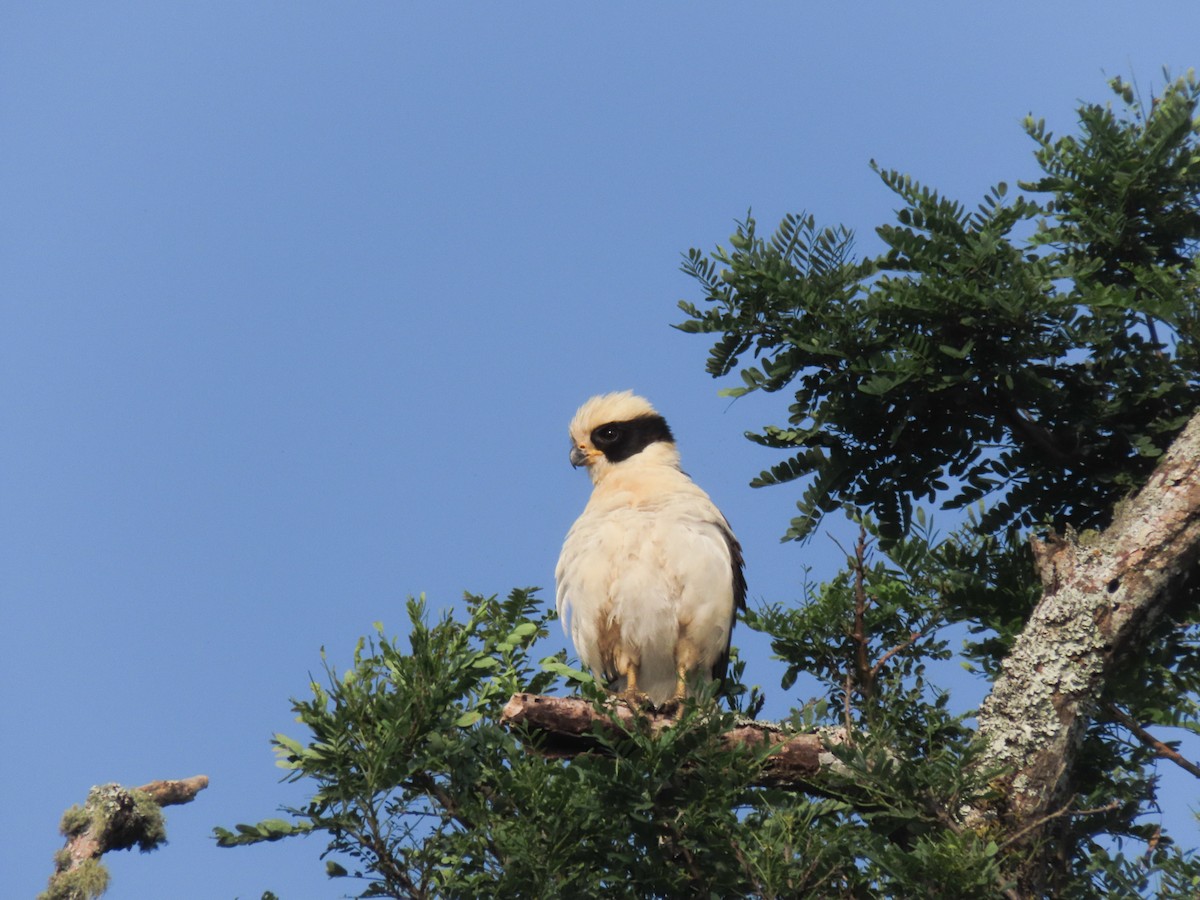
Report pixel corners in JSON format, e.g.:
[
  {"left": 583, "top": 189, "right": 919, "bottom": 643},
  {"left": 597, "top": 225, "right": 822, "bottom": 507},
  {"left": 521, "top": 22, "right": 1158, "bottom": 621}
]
[{"left": 555, "top": 391, "right": 746, "bottom": 709}]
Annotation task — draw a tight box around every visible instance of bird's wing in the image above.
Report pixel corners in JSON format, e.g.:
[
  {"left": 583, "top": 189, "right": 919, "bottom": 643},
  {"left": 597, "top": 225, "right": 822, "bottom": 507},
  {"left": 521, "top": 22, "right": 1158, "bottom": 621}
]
[{"left": 665, "top": 508, "right": 744, "bottom": 680}]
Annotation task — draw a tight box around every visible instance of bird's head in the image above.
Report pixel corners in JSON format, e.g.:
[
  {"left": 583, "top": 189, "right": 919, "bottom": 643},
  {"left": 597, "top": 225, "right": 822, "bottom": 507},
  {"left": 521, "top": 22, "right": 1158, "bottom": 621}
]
[{"left": 566, "top": 391, "right": 679, "bottom": 484}]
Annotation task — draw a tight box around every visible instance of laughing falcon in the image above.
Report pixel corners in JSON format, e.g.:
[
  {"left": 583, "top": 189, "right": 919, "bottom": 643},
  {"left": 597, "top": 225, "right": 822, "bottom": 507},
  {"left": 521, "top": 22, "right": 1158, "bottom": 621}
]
[{"left": 555, "top": 391, "right": 746, "bottom": 708}]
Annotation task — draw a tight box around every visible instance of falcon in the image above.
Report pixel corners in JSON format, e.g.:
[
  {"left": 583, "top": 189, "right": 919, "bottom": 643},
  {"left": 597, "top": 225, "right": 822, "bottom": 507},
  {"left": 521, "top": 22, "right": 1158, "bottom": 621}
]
[{"left": 555, "top": 391, "right": 746, "bottom": 708}]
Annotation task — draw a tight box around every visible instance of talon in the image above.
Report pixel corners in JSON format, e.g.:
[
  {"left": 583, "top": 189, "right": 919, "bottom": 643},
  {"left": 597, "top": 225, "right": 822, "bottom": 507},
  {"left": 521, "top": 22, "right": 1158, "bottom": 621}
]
[
  {"left": 614, "top": 663, "right": 652, "bottom": 709},
  {"left": 649, "top": 667, "right": 690, "bottom": 717},
  {"left": 620, "top": 688, "right": 654, "bottom": 710}
]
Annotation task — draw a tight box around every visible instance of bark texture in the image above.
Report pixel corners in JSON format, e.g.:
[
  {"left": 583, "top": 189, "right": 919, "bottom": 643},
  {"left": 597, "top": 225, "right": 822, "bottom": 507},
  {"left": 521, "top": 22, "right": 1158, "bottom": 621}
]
[
  {"left": 975, "top": 408, "right": 1200, "bottom": 827},
  {"left": 501, "top": 692, "right": 847, "bottom": 789}
]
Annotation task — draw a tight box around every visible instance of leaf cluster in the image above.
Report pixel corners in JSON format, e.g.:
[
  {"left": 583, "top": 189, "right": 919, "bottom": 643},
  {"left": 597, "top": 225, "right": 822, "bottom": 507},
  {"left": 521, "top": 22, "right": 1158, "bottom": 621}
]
[
  {"left": 215, "top": 591, "right": 776, "bottom": 897},
  {"left": 217, "top": 588, "right": 1042, "bottom": 898},
  {"left": 677, "top": 71, "right": 1200, "bottom": 897},
  {"left": 677, "top": 73, "right": 1200, "bottom": 544}
]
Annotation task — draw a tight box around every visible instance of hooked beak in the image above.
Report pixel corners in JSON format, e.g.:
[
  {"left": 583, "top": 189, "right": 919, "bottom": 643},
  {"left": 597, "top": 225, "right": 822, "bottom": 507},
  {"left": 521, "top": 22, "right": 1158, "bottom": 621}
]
[{"left": 569, "top": 446, "right": 593, "bottom": 468}]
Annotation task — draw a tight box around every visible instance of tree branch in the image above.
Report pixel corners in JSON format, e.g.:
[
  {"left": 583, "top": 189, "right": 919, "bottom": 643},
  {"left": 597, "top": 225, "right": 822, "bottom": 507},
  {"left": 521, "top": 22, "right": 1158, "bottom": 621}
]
[
  {"left": 135, "top": 775, "right": 210, "bottom": 808},
  {"left": 975, "top": 407, "right": 1200, "bottom": 829},
  {"left": 42, "top": 776, "right": 208, "bottom": 900},
  {"left": 500, "top": 693, "right": 848, "bottom": 790},
  {"left": 1106, "top": 702, "right": 1200, "bottom": 780},
  {"left": 851, "top": 526, "right": 873, "bottom": 701},
  {"left": 996, "top": 798, "right": 1122, "bottom": 854},
  {"left": 870, "top": 631, "right": 921, "bottom": 682},
  {"left": 997, "top": 402, "right": 1076, "bottom": 464}
]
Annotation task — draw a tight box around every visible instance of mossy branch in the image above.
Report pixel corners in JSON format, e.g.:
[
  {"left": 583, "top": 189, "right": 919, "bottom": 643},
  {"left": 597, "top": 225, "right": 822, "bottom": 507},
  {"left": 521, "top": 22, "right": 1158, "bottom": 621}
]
[{"left": 41, "top": 775, "right": 209, "bottom": 900}]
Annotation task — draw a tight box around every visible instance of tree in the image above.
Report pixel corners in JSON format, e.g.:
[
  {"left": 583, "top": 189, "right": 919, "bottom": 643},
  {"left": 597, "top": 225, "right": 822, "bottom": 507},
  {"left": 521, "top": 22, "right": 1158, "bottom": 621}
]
[{"left": 219, "top": 73, "right": 1200, "bottom": 898}]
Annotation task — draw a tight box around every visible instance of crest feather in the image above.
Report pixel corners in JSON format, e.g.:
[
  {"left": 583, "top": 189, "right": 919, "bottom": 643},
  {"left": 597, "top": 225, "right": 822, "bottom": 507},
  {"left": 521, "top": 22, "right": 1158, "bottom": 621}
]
[{"left": 569, "top": 391, "right": 659, "bottom": 440}]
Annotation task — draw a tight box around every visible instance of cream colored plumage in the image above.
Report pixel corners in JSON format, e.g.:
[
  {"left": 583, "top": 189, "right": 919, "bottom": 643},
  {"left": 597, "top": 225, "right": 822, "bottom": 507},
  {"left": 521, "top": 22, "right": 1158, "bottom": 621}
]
[{"left": 555, "top": 392, "right": 746, "bottom": 707}]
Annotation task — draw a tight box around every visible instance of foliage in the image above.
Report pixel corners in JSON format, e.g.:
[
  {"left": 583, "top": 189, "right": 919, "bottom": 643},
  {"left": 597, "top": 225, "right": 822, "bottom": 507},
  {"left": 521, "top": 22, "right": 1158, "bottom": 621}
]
[
  {"left": 675, "top": 70, "right": 1200, "bottom": 896},
  {"left": 219, "top": 588, "right": 1021, "bottom": 898},
  {"left": 677, "top": 75, "right": 1200, "bottom": 545},
  {"left": 221, "top": 74, "right": 1200, "bottom": 897},
  {"left": 215, "top": 591, "right": 772, "bottom": 897}
]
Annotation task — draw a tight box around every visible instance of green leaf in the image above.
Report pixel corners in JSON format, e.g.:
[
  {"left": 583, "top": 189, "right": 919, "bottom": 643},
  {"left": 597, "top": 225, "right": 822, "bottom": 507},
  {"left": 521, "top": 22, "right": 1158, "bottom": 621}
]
[
  {"left": 504, "top": 621, "right": 539, "bottom": 644},
  {"left": 540, "top": 658, "right": 594, "bottom": 683},
  {"left": 454, "top": 709, "right": 483, "bottom": 727}
]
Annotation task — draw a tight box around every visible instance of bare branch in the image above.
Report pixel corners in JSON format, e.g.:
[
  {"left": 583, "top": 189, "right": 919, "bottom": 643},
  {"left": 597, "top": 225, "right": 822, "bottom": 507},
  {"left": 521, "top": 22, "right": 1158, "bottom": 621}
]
[
  {"left": 870, "top": 631, "right": 922, "bottom": 681},
  {"left": 135, "top": 775, "right": 209, "bottom": 807},
  {"left": 851, "top": 526, "right": 873, "bottom": 701},
  {"left": 998, "top": 403, "right": 1075, "bottom": 464},
  {"left": 998, "top": 798, "right": 1122, "bottom": 853},
  {"left": 1106, "top": 703, "right": 1200, "bottom": 780}
]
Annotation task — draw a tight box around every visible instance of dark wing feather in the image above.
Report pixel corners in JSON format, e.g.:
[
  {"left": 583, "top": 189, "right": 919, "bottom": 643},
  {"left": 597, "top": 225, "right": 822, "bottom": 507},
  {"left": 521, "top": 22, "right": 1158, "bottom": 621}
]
[{"left": 711, "top": 517, "right": 747, "bottom": 684}]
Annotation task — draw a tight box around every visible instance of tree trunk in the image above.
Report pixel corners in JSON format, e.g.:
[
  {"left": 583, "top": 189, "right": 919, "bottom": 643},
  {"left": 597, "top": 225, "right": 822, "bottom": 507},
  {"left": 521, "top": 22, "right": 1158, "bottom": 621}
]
[{"left": 973, "top": 407, "right": 1200, "bottom": 886}]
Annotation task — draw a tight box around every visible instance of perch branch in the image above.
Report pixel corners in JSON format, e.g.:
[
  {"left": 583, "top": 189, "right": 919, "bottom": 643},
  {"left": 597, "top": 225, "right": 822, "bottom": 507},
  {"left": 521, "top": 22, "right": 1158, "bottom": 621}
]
[{"left": 500, "top": 693, "right": 847, "bottom": 790}]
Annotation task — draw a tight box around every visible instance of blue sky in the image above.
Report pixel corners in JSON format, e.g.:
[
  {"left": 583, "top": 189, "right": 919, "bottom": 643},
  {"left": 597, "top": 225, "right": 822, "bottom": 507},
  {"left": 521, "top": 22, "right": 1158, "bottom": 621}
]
[{"left": 3, "top": 4, "right": 1198, "bottom": 897}]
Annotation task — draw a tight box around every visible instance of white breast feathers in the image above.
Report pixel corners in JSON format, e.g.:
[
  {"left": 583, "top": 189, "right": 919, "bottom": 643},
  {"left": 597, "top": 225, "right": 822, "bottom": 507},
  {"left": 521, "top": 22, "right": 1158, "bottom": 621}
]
[{"left": 556, "top": 464, "right": 742, "bottom": 707}]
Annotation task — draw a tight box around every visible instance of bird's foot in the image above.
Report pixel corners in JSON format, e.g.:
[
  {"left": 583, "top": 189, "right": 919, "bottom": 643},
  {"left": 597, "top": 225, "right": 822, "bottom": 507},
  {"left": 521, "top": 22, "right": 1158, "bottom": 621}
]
[
  {"left": 616, "top": 687, "right": 654, "bottom": 711},
  {"left": 656, "top": 673, "right": 691, "bottom": 718}
]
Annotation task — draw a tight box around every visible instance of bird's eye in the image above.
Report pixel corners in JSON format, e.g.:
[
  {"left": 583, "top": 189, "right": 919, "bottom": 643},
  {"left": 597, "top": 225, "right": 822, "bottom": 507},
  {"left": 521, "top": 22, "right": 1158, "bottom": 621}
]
[{"left": 594, "top": 425, "right": 621, "bottom": 446}]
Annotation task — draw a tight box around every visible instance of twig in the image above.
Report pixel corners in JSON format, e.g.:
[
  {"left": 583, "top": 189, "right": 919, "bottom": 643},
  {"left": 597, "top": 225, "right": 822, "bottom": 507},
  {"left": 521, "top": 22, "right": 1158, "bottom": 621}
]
[
  {"left": 851, "top": 526, "right": 873, "bottom": 701},
  {"left": 998, "top": 403, "right": 1074, "bottom": 464},
  {"left": 1107, "top": 703, "right": 1200, "bottom": 780},
  {"left": 842, "top": 670, "right": 854, "bottom": 737},
  {"left": 870, "top": 632, "right": 922, "bottom": 681},
  {"left": 998, "top": 798, "right": 1121, "bottom": 852},
  {"left": 1141, "top": 824, "right": 1163, "bottom": 870}
]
